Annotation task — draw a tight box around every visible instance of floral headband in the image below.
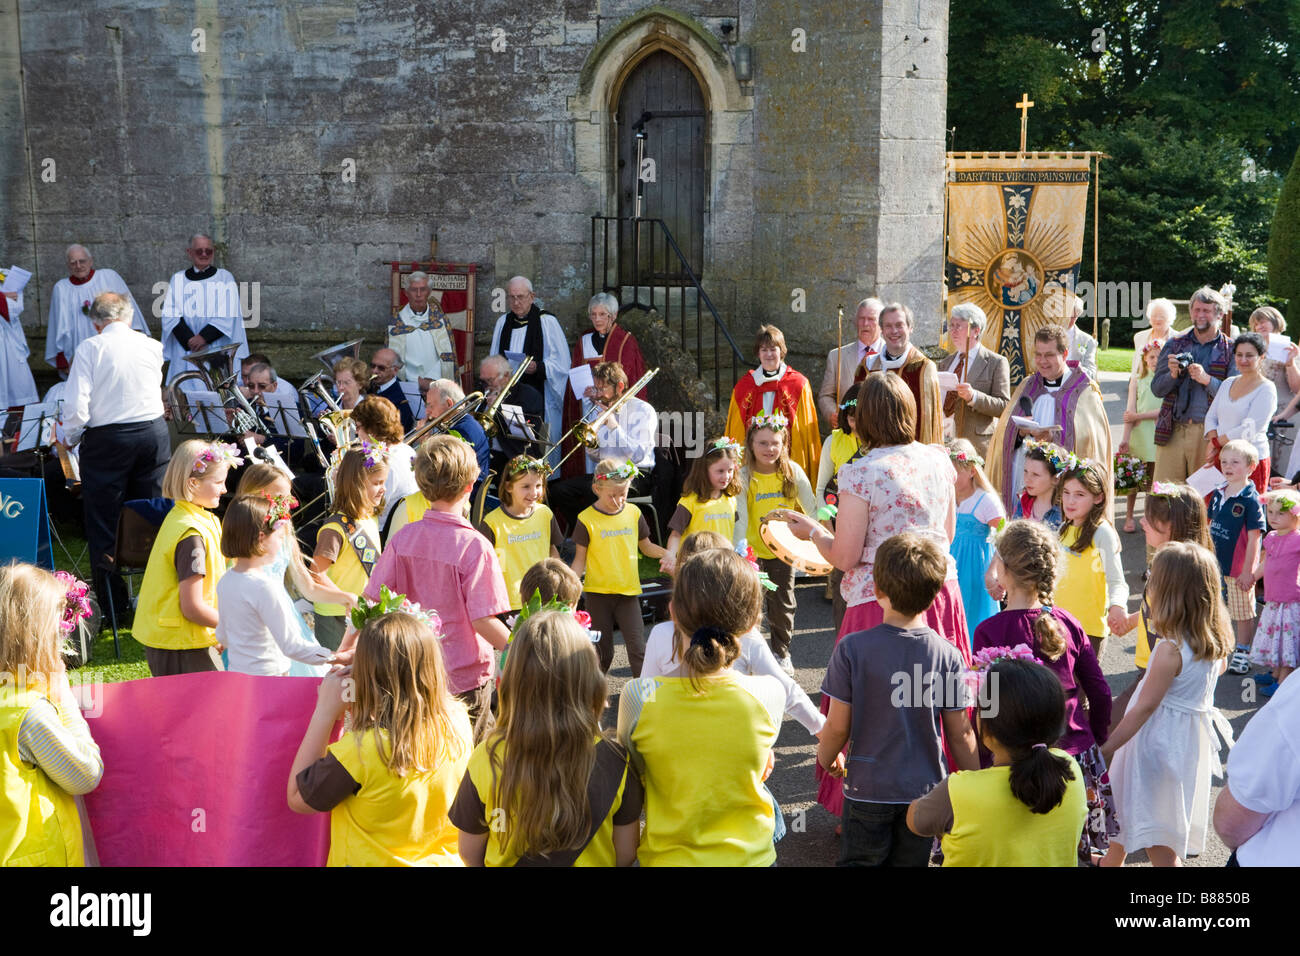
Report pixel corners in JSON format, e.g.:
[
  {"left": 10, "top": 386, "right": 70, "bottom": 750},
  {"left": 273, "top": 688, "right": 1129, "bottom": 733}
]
[
  {"left": 54, "top": 571, "right": 93, "bottom": 635},
  {"left": 595, "top": 460, "right": 639, "bottom": 482},
  {"left": 193, "top": 442, "right": 244, "bottom": 475},
  {"left": 508, "top": 589, "right": 599, "bottom": 644},
  {"left": 261, "top": 492, "right": 298, "bottom": 531},
  {"left": 505, "top": 456, "right": 547, "bottom": 479},
  {"left": 709, "top": 437, "right": 743, "bottom": 456},
  {"left": 949, "top": 447, "right": 984, "bottom": 469},
  {"left": 964, "top": 643, "right": 1038, "bottom": 698},
  {"left": 349, "top": 585, "right": 443, "bottom": 638},
  {"left": 1023, "top": 439, "right": 1077, "bottom": 475},
  {"left": 749, "top": 410, "right": 788, "bottom": 432},
  {"left": 1266, "top": 490, "right": 1300, "bottom": 513},
  {"left": 840, "top": 397, "right": 858, "bottom": 410},
  {"left": 358, "top": 438, "right": 388, "bottom": 469},
  {"left": 1148, "top": 480, "right": 1181, "bottom": 498}
]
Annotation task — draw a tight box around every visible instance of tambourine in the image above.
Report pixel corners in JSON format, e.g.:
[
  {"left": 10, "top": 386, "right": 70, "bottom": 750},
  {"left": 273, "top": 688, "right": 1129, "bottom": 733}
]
[{"left": 759, "top": 513, "right": 833, "bottom": 576}]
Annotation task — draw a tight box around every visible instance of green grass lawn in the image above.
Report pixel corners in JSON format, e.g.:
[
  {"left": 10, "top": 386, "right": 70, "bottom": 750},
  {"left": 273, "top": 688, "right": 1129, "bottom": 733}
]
[{"left": 1097, "top": 348, "right": 1134, "bottom": 373}]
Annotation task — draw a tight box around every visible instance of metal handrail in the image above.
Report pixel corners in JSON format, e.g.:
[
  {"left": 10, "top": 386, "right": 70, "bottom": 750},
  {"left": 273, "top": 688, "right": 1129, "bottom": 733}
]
[{"left": 590, "top": 215, "right": 744, "bottom": 410}]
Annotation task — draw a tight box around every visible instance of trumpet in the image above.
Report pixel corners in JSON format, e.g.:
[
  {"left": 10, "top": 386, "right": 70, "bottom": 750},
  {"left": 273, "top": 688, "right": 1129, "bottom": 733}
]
[
  {"left": 548, "top": 368, "right": 658, "bottom": 474},
  {"left": 404, "top": 391, "right": 485, "bottom": 447}
]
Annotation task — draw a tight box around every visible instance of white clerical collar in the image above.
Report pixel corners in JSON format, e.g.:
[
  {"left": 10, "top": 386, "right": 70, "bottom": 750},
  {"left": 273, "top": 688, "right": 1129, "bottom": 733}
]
[
  {"left": 407, "top": 306, "right": 429, "bottom": 319},
  {"left": 879, "top": 347, "right": 909, "bottom": 370},
  {"left": 750, "top": 362, "right": 787, "bottom": 386},
  {"left": 1041, "top": 369, "right": 1069, "bottom": 390}
]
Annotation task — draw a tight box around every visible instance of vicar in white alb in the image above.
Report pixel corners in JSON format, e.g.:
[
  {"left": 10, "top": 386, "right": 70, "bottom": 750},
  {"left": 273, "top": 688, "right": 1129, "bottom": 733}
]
[
  {"left": 0, "top": 283, "right": 39, "bottom": 410},
  {"left": 489, "top": 275, "right": 569, "bottom": 463},
  {"left": 46, "top": 244, "right": 149, "bottom": 373},
  {"left": 160, "top": 233, "right": 248, "bottom": 386},
  {"left": 387, "top": 271, "right": 457, "bottom": 392}
]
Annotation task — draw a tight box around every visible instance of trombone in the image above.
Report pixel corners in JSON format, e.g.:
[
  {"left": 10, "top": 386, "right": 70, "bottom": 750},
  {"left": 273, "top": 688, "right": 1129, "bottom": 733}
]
[
  {"left": 404, "top": 391, "right": 485, "bottom": 447},
  {"left": 476, "top": 358, "right": 531, "bottom": 438},
  {"left": 547, "top": 368, "right": 658, "bottom": 475}
]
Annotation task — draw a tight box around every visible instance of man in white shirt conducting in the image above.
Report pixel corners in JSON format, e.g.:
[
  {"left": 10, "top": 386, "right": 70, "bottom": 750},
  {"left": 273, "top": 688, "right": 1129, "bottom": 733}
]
[
  {"left": 548, "top": 360, "right": 656, "bottom": 534},
  {"left": 63, "top": 292, "right": 169, "bottom": 614}
]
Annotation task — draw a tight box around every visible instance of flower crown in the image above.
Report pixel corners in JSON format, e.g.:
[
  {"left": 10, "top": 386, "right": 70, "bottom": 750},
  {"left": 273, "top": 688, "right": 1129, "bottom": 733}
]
[
  {"left": 505, "top": 456, "right": 547, "bottom": 479},
  {"left": 1148, "top": 480, "right": 1180, "bottom": 498},
  {"left": 949, "top": 447, "right": 984, "bottom": 469},
  {"left": 595, "top": 460, "right": 639, "bottom": 482},
  {"left": 964, "top": 643, "right": 1039, "bottom": 698},
  {"left": 54, "top": 571, "right": 93, "bottom": 635},
  {"left": 749, "top": 410, "right": 788, "bottom": 432},
  {"left": 192, "top": 442, "right": 244, "bottom": 475},
  {"left": 709, "top": 437, "right": 743, "bottom": 456},
  {"left": 261, "top": 492, "right": 298, "bottom": 531},
  {"left": 358, "top": 438, "right": 388, "bottom": 469},
  {"left": 1266, "top": 490, "right": 1300, "bottom": 513},
  {"left": 349, "top": 585, "right": 443, "bottom": 638},
  {"left": 508, "top": 589, "right": 599, "bottom": 644},
  {"left": 840, "top": 397, "right": 858, "bottom": 410},
  {"left": 1023, "top": 439, "right": 1077, "bottom": 475}
]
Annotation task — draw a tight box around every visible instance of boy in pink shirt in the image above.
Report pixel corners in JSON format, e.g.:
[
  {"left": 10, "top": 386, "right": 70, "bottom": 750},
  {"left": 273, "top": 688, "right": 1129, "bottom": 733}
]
[{"left": 363, "top": 434, "right": 511, "bottom": 741}]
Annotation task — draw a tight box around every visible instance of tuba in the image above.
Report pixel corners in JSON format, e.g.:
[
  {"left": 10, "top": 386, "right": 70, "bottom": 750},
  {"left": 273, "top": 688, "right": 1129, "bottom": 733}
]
[
  {"left": 164, "top": 343, "right": 243, "bottom": 435},
  {"left": 301, "top": 370, "right": 356, "bottom": 449}
]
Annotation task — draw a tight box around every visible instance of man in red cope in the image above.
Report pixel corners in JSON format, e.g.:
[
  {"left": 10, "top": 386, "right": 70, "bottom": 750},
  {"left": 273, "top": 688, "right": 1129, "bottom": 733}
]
[
  {"left": 857, "top": 302, "right": 943, "bottom": 445},
  {"left": 725, "top": 324, "right": 821, "bottom": 480}
]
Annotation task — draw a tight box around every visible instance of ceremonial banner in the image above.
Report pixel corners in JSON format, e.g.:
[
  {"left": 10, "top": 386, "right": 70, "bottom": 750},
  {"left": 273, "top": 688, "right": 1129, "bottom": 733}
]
[
  {"left": 82, "top": 673, "right": 333, "bottom": 866},
  {"left": 946, "top": 155, "right": 1091, "bottom": 384}
]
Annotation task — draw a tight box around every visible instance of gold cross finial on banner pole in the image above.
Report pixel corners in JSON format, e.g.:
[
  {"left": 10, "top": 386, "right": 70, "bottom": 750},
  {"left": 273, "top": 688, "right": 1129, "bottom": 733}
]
[{"left": 1016, "top": 93, "right": 1034, "bottom": 153}]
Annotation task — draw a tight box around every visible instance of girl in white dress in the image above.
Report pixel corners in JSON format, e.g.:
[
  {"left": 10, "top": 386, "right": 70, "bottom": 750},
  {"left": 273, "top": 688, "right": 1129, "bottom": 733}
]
[{"left": 1101, "top": 542, "right": 1234, "bottom": 866}]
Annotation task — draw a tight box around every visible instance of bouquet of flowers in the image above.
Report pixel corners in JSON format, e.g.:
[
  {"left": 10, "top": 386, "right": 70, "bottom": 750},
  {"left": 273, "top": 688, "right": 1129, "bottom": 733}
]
[{"left": 1113, "top": 452, "right": 1146, "bottom": 494}]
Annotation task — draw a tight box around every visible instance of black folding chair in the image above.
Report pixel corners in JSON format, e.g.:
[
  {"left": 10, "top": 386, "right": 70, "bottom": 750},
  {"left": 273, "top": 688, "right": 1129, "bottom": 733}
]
[{"left": 101, "top": 498, "right": 172, "bottom": 658}]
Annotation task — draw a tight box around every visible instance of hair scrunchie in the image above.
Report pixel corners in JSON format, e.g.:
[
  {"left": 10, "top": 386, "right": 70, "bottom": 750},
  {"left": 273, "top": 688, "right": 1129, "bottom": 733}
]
[{"left": 690, "top": 626, "right": 730, "bottom": 649}]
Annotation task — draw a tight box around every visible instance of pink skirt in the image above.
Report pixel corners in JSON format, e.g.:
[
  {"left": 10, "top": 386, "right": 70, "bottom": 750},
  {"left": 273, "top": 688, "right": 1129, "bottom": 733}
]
[{"left": 816, "top": 578, "right": 972, "bottom": 816}]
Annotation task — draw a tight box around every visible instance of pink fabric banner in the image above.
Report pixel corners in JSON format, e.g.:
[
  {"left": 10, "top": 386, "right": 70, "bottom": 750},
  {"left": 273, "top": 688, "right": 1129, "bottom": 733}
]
[{"left": 82, "top": 672, "right": 333, "bottom": 866}]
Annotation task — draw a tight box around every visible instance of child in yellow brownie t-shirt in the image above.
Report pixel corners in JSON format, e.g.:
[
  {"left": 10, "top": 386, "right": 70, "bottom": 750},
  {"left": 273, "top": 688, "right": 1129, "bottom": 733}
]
[
  {"left": 734, "top": 412, "right": 815, "bottom": 670},
  {"left": 660, "top": 436, "right": 741, "bottom": 575},
  {"left": 478, "top": 455, "right": 562, "bottom": 611},
  {"left": 571, "top": 458, "right": 667, "bottom": 677}
]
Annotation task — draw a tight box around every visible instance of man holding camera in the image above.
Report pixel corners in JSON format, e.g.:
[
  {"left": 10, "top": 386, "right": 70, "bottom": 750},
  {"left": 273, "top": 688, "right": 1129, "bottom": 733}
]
[{"left": 1150, "top": 286, "right": 1237, "bottom": 484}]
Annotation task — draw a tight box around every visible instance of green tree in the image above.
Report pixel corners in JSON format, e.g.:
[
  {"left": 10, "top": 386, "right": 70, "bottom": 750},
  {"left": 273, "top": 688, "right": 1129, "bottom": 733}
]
[{"left": 1269, "top": 148, "right": 1300, "bottom": 302}]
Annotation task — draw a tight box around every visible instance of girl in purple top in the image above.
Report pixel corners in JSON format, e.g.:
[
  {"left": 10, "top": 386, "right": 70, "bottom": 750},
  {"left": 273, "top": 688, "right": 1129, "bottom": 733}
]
[{"left": 977, "top": 519, "right": 1115, "bottom": 865}]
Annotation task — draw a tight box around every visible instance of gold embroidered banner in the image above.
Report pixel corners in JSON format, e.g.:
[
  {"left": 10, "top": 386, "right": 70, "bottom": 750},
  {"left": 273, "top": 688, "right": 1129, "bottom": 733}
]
[{"left": 945, "top": 156, "right": 1091, "bottom": 384}]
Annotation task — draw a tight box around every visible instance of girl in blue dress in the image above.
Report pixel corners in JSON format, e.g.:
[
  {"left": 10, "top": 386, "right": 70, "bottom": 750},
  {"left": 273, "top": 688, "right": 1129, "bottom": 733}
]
[{"left": 948, "top": 439, "right": 1006, "bottom": 641}]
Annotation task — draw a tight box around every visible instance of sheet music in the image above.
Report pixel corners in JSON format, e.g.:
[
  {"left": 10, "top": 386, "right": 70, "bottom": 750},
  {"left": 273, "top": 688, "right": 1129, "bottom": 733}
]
[
  {"left": 501, "top": 403, "right": 536, "bottom": 440},
  {"left": 263, "top": 391, "right": 307, "bottom": 437},
  {"left": 399, "top": 381, "right": 426, "bottom": 420},
  {"left": 16, "top": 400, "right": 60, "bottom": 451},
  {"left": 0, "top": 265, "right": 32, "bottom": 293},
  {"left": 185, "top": 390, "right": 229, "bottom": 434}
]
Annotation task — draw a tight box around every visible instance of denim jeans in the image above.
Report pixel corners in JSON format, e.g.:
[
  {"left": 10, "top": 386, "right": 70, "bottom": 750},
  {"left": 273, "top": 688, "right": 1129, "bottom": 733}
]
[{"left": 838, "top": 799, "right": 930, "bottom": 867}]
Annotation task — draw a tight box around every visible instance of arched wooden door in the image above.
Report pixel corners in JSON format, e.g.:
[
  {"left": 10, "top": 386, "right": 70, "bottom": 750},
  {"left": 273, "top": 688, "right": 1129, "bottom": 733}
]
[{"left": 616, "top": 50, "right": 707, "bottom": 280}]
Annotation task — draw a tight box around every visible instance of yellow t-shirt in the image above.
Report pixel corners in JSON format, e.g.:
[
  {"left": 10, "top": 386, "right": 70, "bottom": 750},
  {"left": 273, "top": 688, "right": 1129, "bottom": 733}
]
[
  {"left": 134, "top": 500, "right": 225, "bottom": 650},
  {"left": 456, "top": 737, "right": 639, "bottom": 867},
  {"left": 620, "top": 674, "right": 780, "bottom": 867},
  {"left": 745, "top": 470, "right": 801, "bottom": 560},
  {"left": 675, "top": 492, "right": 737, "bottom": 542},
  {"left": 1134, "top": 596, "right": 1152, "bottom": 669},
  {"left": 576, "top": 504, "right": 644, "bottom": 596},
  {"left": 482, "top": 504, "right": 556, "bottom": 610},
  {"left": 941, "top": 751, "right": 1088, "bottom": 867},
  {"left": 829, "top": 430, "right": 860, "bottom": 473},
  {"left": 325, "top": 713, "right": 473, "bottom": 867},
  {"left": 0, "top": 687, "right": 84, "bottom": 866},
  {"left": 314, "top": 515, "right": 381, "bottom": 618},
  {"left": 1056, "top": 525, "right": 1108, "bottom": 637}
]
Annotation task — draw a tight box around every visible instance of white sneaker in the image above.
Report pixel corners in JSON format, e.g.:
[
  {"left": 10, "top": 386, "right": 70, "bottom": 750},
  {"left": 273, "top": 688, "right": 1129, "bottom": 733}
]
[
  {"left": 778, "top": 654, "right": 795, "bottom": 675},
  {"left": 1227, "top": 648, "right": 1251, "bottom": 675}
]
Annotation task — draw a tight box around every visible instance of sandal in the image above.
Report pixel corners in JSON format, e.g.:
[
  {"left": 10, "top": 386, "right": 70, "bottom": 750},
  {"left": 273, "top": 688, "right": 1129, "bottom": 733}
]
[{"left": 1123, "top": 519, "right": 1137, "bottom": 533}]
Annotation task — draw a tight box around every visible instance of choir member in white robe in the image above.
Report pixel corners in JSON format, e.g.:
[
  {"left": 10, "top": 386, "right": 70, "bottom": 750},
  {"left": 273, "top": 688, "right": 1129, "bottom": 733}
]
[
  {"left": 0, "top": 289, "right": 40, "bottom": 410},
  {"left": 160, "top": 233, "right": 249, "bottom": 387},
  {"left": 46, "top": 244, "right": 150, "bottom": 371},
  {"left": 489, "top": 276, "right": 569, "bottom": 465},
  {"left": 387, "top": 271, "right": 457, "bottom": 388}
]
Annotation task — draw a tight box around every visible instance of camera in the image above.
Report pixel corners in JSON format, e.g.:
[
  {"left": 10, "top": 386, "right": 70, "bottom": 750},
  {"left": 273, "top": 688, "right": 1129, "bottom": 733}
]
[{"left": 1175, "top": 352, "right": 1194, "bottom": 370}]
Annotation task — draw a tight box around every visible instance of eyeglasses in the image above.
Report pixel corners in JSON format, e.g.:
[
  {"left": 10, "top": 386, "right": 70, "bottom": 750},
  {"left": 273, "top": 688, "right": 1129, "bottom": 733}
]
[
  {"left": 370, "top": 362, "right": 391, "bottom": 370},
  {"left": 193, "top": 248, "right": 214, "bottom": 255}
]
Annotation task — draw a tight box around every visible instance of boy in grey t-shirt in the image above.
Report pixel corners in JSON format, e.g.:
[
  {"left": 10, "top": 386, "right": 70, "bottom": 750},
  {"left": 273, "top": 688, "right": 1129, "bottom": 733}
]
[{"left": 818, "top": 532, "right": 979, "bottom": 866}]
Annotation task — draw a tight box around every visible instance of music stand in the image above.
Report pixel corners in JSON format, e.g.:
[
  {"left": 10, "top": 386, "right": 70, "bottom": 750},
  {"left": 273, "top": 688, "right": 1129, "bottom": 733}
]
[{"left": 12, "top": 399, "right": 89, "bottom": 576}]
